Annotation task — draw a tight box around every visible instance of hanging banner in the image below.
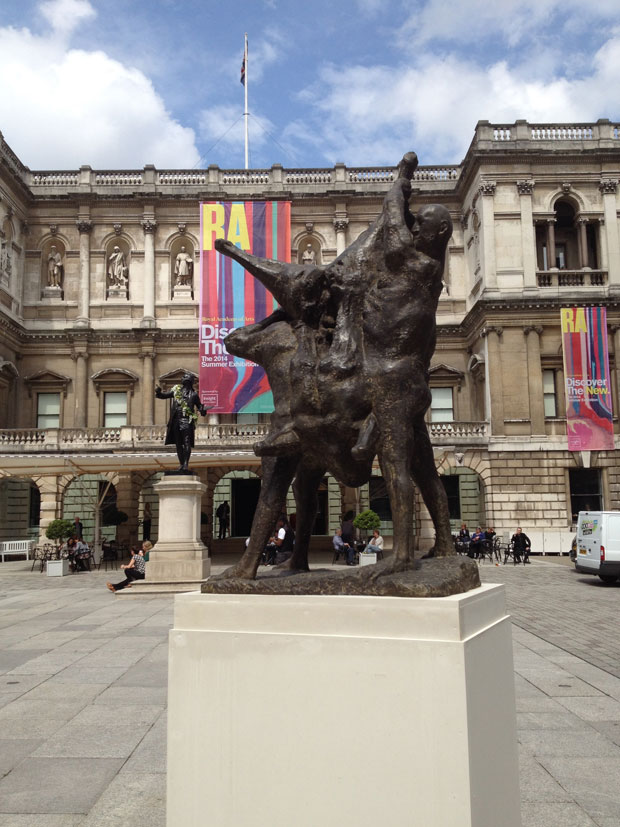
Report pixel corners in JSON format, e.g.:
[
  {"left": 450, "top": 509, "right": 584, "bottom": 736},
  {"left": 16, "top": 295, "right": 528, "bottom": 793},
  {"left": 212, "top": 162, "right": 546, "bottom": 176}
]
[
  {"left": 199, "top": 201, "right": 290, "bottom": 413},
  {"left": 561, "top": 306, "right": 614, "bottom": 451}
]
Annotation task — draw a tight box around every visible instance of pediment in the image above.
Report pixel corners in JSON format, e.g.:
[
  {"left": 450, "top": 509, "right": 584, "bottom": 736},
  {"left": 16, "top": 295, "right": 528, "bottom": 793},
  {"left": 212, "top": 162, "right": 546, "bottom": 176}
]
[
  {"left": 157, "top": 367, "right": 198, "bottom": 390},
  {"left": 24, "top": 369, "right": 71, "bottom": 397}
]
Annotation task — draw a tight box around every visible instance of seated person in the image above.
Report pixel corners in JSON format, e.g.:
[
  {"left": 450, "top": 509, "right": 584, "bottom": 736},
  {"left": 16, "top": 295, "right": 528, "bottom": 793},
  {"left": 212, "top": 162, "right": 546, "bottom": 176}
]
[
  {"left": 510, "top": 527, "right": 531, "bottom": 563},
  {"left": 468, "top": 527, "right": 485, "bottom": 559},
  {"left": 456, "top": 523, "right": 470, "bottom": 553},
  {"left": 106, "top": 546, "right": 146, "bottom": 592},
  {"left": 74, "top": 540, "right": 90, "bottom": 571},
  {"left": 333, "top": 528, "right": 356, "bottom": 565},
  {"left": 485, "top": 526, "right": 496, "bottom": 543},
  {"left": 274, "top": 517, "right": 295, "bottom": 564},
  {"left": 364, "top": 529, "right": 384, "bottom": 555}
]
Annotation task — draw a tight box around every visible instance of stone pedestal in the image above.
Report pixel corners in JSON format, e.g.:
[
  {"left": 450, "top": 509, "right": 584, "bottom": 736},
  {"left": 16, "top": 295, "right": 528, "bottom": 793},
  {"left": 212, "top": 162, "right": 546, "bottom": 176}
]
[
  {"left": 136, "top": 475, "right": 209, "bottom": 592},
  {"left": 106, "top": 286, "right": 128, "bottom": 300},
  {"left": 167, "top": 584, "right": 521, "bottom": 826},
  {"left": 172, "top": 285, "right": 193, "bottom": 301},
  {"left": 41, "top": 285, "right": 63, "bottom": 300}
]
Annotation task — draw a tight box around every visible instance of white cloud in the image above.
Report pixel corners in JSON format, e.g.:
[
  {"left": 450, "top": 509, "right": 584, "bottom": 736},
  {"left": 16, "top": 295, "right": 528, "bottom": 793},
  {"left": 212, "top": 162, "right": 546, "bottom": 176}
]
[
  {"left": 39, "top": 0, "right": 96, "bottom": 37},
  {"left": 290, "top": 34, "right": 620, "bottom": 165},
  {"left": 0, "top": 2, "right": 200, "bottom": 169},
  {"left": 401, "top": 0, "right": 620, "bottom": 47}
]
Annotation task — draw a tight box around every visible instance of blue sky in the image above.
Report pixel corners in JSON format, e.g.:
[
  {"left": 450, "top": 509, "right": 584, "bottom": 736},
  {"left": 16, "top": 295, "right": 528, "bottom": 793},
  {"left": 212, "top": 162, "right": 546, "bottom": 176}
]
[{"left": 1, "top": 0, "right": 620, "bottom": 170}]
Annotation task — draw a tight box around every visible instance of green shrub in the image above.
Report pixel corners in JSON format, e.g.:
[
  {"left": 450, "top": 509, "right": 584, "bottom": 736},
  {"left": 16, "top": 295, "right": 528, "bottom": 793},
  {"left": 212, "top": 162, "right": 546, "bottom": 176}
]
[
  {"left": 353, "top": 509, "right": 381, "bottom": 538},
  {"left": 45, "top": 519, "right": 74, "bottom": 543}
]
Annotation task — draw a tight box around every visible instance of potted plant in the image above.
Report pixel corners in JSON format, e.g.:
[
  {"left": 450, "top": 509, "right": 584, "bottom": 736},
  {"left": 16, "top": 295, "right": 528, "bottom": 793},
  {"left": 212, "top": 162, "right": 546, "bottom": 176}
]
[
  {"left": 45, "top": 519, "right": 74, "bottom": 545},
  {"left": 353, "top": 509, "right": 381, "bottom": 565}
]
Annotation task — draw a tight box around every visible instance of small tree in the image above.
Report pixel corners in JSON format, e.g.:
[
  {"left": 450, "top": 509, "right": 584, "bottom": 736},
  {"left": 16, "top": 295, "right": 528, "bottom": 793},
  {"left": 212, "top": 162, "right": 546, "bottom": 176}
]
[
  {"left": 45, "top": 519, "right": 74, "bottom": 545},
  {"left": 353, "top": 509, "right": 381, "bottom": 541}
]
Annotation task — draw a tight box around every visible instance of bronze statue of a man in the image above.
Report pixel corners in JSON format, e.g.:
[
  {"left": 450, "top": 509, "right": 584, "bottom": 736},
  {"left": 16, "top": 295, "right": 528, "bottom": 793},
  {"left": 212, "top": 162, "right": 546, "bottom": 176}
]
[{"left": 155, "top": 373, "right": 208, "bottom": 473}]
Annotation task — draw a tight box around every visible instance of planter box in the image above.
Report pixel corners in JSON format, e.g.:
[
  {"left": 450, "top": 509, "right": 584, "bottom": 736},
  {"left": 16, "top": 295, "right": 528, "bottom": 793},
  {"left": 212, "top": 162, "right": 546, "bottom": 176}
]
[
  {"left": 359, "top": 552, "right": 377, "bottom": 566},
  {"left": 47, "top": 558, "right": 69, "bottom": 577}
]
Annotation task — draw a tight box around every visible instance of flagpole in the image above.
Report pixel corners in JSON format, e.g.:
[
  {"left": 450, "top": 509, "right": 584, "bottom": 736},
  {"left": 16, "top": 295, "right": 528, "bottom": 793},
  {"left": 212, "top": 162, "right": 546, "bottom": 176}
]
[{"left": 244, "top": 33, "right": 249, "bottom": 170}]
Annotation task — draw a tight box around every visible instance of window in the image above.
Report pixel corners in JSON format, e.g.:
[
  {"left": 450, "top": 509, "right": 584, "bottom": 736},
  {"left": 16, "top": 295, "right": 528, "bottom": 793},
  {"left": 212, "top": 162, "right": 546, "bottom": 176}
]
[
  {"left": 441, "top": 475, "right": 461, "bottom": 521},
  {"left": 369, "top": 477, "right": 392, "bottom": 522},
  {"left": 430, "top": 387, "right": 454, "bottom": 422},
  {"left": 569, "top": 469, "right": 602, "bottom": 518},
  {"left": 37, "top": 392, "right": 60, "bottom": 428},
  {"left": 543, "top": 370, "right": 557, "bottom": 417},
  {"left": 104, "top": 392, "right": 127, "bottom": 427}
]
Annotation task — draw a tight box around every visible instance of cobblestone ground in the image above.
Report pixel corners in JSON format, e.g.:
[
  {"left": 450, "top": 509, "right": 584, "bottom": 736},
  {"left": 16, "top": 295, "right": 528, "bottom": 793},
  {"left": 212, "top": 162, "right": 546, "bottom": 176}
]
[{"left": 0, "top": 557, "right": 619, "bottom": 826}]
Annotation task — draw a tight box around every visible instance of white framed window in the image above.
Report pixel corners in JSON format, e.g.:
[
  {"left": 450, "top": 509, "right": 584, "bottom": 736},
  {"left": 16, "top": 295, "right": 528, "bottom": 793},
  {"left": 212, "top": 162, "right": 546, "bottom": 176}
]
[
  {"left": 104, "top": 392, "right": 127, "bottom": 427},
  {"left": 37, "top": 392, "right": 60, "bottom": 428},
  {"left": 543, "top": 369, "right": 557, "bottom": 417},
  {"left": 430, "top": 387, "right": 454, "bottom": 422}
]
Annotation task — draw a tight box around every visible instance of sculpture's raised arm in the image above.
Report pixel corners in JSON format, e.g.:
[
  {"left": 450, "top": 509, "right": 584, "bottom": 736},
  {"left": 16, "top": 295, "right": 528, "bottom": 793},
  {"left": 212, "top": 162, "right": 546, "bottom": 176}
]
[{"left": 383, "top": 152, "right": 418, "bottom": 271}]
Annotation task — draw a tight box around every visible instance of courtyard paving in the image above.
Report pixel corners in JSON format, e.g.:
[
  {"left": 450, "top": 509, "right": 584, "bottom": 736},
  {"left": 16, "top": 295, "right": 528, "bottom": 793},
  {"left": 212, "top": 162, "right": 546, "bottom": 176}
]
[{"left": 0, "top": 554, "right": 619, "bottom": 825}]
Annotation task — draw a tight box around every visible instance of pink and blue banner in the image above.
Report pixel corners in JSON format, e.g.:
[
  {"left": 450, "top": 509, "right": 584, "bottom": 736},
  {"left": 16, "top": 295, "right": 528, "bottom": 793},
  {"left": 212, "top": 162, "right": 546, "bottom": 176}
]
[
  {"left": 199, "top": 201, "right": 291, "bottom": 413},
  {"left": 561, "top": 306, "right": 614, "bottom": 451}
]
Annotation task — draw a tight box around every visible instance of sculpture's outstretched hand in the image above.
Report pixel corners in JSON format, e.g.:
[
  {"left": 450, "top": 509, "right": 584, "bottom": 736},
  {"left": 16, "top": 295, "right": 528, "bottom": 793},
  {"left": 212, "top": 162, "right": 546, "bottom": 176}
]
[{"left": 397, "top": 152, "right": 418, "bottom": 180}]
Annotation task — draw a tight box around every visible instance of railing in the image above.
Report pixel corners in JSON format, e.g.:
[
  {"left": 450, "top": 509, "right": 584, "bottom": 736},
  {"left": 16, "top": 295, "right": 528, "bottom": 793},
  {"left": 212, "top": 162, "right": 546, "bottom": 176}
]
[
  {"left": 95, "top": 172, "right": 143, "bottom": 186},
  {"left": 31, "top": 172, "right": 79, "bottom": 186},
  {"left": 285, "top": 169, "right": 333, "bottom": 184},
  {"left": 429, "top": 422, "right": 488, "bottom": 439},
  {"left": 0, "top": 422, "right": 487, "bottom": 453},
  {"left": 221, "top": 170, "right": 271, "bottom": 185},
  {"left": 531, "top": 125, "right": 593, "bottom": 140},
  {"left": 158, "top": 171, "right": 207, "bottom": 185},
  {"left": 536, "top": 269, "right": 608, "bottom": 288}
]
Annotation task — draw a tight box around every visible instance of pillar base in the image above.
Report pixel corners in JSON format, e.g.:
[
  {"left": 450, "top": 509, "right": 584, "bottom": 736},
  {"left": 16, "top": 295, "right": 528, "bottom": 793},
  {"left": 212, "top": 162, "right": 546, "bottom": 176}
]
[
  {"left": 148, "top": 475, "right": 210, "bottom": 584},
  {"left": 167, "top": 584, "right": 521, "bottom": 827}
]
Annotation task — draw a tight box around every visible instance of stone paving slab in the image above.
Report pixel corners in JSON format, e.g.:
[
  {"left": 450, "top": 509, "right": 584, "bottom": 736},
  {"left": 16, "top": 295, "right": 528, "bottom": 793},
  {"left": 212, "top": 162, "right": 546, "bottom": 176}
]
[{"left": 1, "top": 557, "right": 620, "bottom": 825}]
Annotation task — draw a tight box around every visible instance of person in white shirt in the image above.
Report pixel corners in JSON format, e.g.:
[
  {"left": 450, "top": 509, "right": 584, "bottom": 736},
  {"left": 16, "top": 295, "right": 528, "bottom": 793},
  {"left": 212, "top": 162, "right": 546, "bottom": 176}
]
[{"left": 365, "top": 529, "right": 384, "bottom": 555}]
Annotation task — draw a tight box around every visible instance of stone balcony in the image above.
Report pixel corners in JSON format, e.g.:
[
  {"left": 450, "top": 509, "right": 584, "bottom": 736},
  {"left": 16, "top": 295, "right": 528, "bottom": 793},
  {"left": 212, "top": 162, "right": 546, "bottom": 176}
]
[
  {"left": 0, "top": 421, "right": 489, "bottom": 456},
  {"left": 536, "top": 269, "right": 608, "bottom": 288}
]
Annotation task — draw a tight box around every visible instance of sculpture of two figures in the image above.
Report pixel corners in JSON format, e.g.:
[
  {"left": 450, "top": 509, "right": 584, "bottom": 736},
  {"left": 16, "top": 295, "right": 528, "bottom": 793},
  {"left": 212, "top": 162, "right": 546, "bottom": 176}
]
[{"left": 205, "top": 152, "right": 479, "bottom": 596}]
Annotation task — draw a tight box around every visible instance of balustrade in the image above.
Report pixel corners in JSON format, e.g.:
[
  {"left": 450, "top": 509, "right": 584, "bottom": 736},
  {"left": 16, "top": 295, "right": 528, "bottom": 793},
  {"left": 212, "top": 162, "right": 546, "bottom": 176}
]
[
  {"left": 536, "top": 269, "right": 608, "bottom": 288},
  {"left": 95, "top": 172, "right": 143, "bottom": 186},
  {"left": 531, "top": 125, "right": 593, "bottom": 140},
  {"left": 0, "top": 422, "right": 487, "bottom": 455}
]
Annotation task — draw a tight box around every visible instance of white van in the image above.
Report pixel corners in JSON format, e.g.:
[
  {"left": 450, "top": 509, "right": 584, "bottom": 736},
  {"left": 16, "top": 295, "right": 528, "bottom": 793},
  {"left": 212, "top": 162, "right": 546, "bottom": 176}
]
[{"left": 574, "top": 511, "right": 620, "bottom": 583}]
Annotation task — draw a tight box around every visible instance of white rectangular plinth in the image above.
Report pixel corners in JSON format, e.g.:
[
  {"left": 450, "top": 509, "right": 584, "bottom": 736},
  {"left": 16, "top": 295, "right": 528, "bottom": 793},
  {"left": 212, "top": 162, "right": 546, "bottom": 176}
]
[
  {"left": 46, "top": 559, "right": 69, "bottom": 576},
  {"left": 167, "top": 584, "right": 521, "bottom": 827},
  {"left": 359, "top": 552, "right": 377, "bottom": 566}
]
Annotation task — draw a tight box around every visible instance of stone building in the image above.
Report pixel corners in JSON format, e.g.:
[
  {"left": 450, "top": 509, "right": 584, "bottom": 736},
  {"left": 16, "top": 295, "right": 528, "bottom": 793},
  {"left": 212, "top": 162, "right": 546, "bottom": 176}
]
[{"left": 1, "top": 119, "right": 619, "bottom": 555}]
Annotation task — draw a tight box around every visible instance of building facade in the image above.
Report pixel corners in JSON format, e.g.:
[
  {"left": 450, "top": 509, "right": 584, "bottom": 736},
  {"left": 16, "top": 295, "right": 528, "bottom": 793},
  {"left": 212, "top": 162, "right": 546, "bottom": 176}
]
[{"left": 1, "top": 119, "right": 619, "bottom": 554}]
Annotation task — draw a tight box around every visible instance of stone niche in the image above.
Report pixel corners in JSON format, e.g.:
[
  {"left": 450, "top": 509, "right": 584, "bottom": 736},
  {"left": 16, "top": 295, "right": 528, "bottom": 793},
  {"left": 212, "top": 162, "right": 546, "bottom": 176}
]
[
  {"left": 105, "top": 240, "right": 131, "bottom": 301},
  {"left": 171, "top": 238, "right": 195, "bottom": 301},
  {"left": 298, "top": 238, "right": 321, "bottom": 266},
  {"left": 41, "top": 239, "right": 65, "bottom": 300}
]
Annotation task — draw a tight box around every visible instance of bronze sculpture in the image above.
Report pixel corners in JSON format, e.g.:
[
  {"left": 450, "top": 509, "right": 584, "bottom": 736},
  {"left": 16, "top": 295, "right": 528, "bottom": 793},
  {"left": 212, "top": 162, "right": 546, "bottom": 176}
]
[
  {"left": 155, "top": 373, "right": 208, "bottom": 473},
  {"left": 204, "top": 153, "right": 479, "bottom": 596}
]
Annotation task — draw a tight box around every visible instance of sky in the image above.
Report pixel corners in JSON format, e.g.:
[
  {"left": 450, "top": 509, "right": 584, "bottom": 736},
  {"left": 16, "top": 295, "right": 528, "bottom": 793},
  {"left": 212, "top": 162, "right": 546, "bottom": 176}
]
[{"left": 1, "top": 0, "right": 620, "bottom": 171}]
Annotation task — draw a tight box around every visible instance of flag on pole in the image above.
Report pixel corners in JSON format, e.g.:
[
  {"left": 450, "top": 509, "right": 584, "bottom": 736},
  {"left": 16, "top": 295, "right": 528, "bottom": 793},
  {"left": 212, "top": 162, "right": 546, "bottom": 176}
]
[{"left": 240, "top": 50, "right": 246, "bottom": 85}]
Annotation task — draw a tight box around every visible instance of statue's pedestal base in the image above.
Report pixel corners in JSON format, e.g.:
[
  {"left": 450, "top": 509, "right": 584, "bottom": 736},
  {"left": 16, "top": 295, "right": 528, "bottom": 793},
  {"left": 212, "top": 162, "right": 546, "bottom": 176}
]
[
  {"left": 134, "top": 475, "right": 209, "bottom": 593},
  {"left": 167, "top": 585, "right": 521, "bottom": 826},
  {"left": 106, "top": 286, "right": 128, "bottom": 300},
  {"left": 172, "top": 285, "right": 193, "bottom": 301},
  {"left": 41, "top": 286, "right": 62, "bottom": 300}
]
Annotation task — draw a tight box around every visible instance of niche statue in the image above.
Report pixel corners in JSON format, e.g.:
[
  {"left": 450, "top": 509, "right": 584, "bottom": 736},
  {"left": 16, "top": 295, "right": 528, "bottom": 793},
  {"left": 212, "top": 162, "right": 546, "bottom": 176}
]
[
  {"left": 155, "top": 373, "right": 208, "bottom": 473},
  {"left": 205, "top": 153, "right": 479, "bottom": 597}
]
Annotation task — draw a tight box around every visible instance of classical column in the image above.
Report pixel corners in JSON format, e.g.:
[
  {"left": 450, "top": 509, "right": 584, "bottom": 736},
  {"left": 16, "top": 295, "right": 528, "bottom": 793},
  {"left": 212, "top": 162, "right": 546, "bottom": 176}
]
[
  {"left": 72, "top": 349, "right": 89, "bottom": 428},
  {"left": 333, "top": 218, "right": 349, "bottom": 256},
  {"left": 481, "top": 326, "right": 504, "bottom": 435},
  {"left": 141, "top": 218, "right": 157, "bottom": 328},
  {"left": 546, "top": 218, "right": 556, "bottom": 270},
  {"left": 516, "top": 181, "right": 536, "bottom": 287},
  {"left": 524, "top": 326, "right": 545, "bottom": 435},
  {"left": 478, "top": 181, "right": 497, "bottom": 288},
  {"left": 140, "top": 351, "right": 155, "bottom": 425},
  {"left": 578, "top": 218, "right": 589, "bottom": 269},
  {"left": 75, "top": 220, "right": 92, "bottom": 327},
  {"left": 599, "top": 180, "right": 620, "bottom": 284}
]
